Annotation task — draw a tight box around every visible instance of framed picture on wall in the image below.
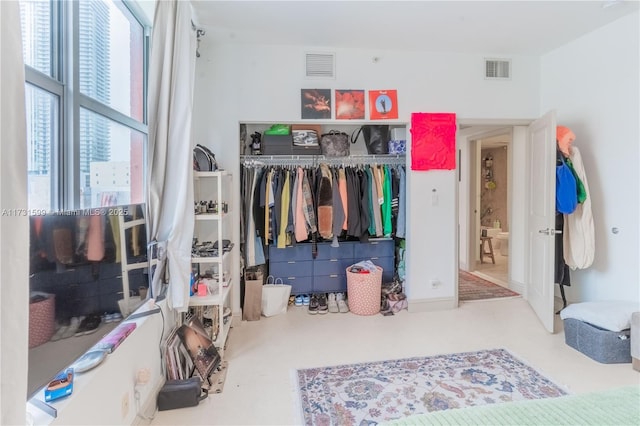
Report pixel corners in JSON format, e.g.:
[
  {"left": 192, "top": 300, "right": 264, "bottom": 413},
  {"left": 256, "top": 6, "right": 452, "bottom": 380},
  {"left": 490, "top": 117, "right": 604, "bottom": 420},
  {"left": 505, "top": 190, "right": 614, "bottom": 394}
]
[
  {"left": 335, "top": 89, "right": 365, "bottom": 120},
  {"left": 369, "top": 89, "right": 398, "bottom": 120},
  {"left": 301, "top": 89, "right": 332, "bottom": 119}
]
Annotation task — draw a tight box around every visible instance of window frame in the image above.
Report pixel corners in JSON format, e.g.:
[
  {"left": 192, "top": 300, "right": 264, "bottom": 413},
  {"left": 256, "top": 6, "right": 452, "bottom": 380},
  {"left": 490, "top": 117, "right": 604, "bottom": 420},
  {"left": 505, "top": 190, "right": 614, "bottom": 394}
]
[{"left": 23, "top": 0, "right": 150, "bottom": 211}]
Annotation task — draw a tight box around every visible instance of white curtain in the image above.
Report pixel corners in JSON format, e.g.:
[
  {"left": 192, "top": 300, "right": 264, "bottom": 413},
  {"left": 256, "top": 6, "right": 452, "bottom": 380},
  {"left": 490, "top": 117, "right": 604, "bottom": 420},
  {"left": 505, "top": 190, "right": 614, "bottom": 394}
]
[
  {"left": 146, "top": 0, "right": 197, "bottom": 312},
  {"left": 0, "top": 1, "right": 29, "bottom": 424}
]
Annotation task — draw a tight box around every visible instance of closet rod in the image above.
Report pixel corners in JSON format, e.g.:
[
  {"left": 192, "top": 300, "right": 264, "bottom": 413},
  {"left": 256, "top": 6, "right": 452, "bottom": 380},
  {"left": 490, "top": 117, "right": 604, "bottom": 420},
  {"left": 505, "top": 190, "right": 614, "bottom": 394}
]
[{"left": 241, "top": 155, "right": 406, "bottom": 167}]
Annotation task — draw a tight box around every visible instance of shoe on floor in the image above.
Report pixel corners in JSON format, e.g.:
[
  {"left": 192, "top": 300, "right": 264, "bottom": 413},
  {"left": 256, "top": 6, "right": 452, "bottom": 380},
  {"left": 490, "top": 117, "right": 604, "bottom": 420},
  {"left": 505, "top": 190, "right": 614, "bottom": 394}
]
[
  {"left": 336, "top": 293, "right": 349, "bottom": 313},
  {"left": 294, "top": 295, "right": 304, "bottom": 306},
  {"left": 75, "top": 314, "right": 101, "bottom": 336},
  {"left": 327, "top": 293, "right": 339, "bottom": 313},
  {"left": 317, "top": 294, "right": 328, "bottom": 314},
  {"left": 62, "top": 316, "right": 83, "bottom": 339},
  {"left": 302, "top": 294, "right": 310, "bottom": 306},
  {"left": 308, "top": 294, "right": 319, "bottom": 314},
  {"left": 50, "top": 320, "right": 70, "bottom": 342},
  {"left": 103, "top": 312, "right": 121, "bottom": 323},
  {"left": 83, "top": 315, "right": 102, "bottom": 335}
]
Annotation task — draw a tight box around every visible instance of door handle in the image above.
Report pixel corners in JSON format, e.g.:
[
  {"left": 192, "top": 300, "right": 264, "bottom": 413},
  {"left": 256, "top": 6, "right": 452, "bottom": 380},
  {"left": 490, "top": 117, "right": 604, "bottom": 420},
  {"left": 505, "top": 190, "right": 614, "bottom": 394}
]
[{"left": 538, "top": 228, "right": 562, "bottom": 235}]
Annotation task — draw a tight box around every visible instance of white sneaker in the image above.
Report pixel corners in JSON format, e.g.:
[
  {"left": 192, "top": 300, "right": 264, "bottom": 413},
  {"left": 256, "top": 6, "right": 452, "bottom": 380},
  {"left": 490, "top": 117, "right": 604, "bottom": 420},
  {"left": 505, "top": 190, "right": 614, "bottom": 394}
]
[
  {"left": 50, "top": 323, "right": 69, "bottom": 342},
  {"left": 336, "top": 293, "right": 349, "bottom": 313},
  {"left": 62, "top": 316, "right": 82, "bottom": 339},
  {"left": 327, "top": 293, "right": 339, "bottom": 313}
]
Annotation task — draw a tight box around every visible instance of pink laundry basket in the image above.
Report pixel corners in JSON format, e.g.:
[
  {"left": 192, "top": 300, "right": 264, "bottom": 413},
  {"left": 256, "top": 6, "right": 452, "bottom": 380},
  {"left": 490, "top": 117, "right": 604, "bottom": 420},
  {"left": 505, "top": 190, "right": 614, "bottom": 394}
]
[
  {"left": 29, "top": 294, "right": 55, "bottom": 348},
  {"left": 346, "top": 266, "right": 382, "bottom": 316}
]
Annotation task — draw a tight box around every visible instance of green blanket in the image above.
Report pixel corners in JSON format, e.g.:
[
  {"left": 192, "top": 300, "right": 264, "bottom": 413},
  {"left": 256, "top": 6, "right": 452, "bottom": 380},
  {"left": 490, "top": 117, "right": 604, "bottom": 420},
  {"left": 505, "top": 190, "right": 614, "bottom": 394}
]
[{"left": 384, "top": 386, "right": 640, "bottom": 426}]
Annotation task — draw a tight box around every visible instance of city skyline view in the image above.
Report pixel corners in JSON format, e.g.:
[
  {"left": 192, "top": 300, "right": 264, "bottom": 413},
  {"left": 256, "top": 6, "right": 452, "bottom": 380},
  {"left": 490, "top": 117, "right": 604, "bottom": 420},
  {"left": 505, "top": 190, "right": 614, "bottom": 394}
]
[{"left": 20, "top": 0, "right": 144, "bottom": 211}]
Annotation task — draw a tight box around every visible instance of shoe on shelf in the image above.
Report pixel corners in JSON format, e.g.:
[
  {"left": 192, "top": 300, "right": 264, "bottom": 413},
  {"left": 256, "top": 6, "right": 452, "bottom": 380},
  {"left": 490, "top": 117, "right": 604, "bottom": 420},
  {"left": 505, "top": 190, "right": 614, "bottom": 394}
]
[
  {"left": 317, "top": 293, "right": 328, "bottom": 314},
  {"left": 327, "top": 293, "right": 339, "bottom": 313},
  {"left": 302, "top": 294, "right": 310, "bottom": 306},
  {"left": 336, "top": 293, "right": 349, "bottom": 313},
  {"left": 294, "top": 295, "right": 304, "bottom": 306},
  {"left": 223, "top": 306, "right": 232, "bottom": 319},
  {"left": 308, "top": 294, "right": 319, "bottom": 314}
]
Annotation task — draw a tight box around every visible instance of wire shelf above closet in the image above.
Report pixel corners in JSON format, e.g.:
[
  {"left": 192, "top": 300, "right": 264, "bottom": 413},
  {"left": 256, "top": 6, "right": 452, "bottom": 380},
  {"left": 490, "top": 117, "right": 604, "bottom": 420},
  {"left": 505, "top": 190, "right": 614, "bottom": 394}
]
[{"left": 240, "top": 154, "right": 406, "bottom": 167}]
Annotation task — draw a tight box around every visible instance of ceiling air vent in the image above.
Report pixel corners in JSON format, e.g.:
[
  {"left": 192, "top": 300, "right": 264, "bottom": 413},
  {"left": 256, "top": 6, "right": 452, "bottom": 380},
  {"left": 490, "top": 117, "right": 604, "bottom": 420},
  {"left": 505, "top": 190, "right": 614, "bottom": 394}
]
[
  {"left": 305, "top": 52, "right": 335, "bottom": 79},
  {"left": 485, "top": 59, "right": 511, "bottom": 80}
]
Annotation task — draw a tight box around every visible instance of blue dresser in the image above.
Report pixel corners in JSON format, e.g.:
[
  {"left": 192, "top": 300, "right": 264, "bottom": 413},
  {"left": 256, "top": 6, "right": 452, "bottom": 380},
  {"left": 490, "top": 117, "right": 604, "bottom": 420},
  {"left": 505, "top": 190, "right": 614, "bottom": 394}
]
[{"left": 269, "top": 239, "right": 394, "bottom": 295}]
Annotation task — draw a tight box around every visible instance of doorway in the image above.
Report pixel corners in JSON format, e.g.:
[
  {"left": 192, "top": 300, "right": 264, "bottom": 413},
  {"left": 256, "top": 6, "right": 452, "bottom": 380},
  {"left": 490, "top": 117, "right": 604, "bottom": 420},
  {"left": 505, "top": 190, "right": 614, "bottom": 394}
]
[
  {"left": 457, "top": 116, "right": 559, "bottom": 332},
  {"left": 457, "top": 125, "right": 521, "bottom": 302},
  {"left": 473, "top": 134, "right": 511, "bottom": 288}
]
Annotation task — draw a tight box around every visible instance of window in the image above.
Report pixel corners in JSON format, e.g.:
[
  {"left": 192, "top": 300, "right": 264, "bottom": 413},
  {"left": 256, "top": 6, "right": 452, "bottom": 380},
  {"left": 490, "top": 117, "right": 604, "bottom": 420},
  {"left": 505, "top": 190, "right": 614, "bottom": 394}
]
[{"left": 20, "top": 0, "right": 149, "bottom": 211}]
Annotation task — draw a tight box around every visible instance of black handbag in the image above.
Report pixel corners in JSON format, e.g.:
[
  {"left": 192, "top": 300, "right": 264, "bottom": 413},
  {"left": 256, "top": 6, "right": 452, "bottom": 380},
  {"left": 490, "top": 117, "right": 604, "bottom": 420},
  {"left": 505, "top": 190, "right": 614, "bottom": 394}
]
[
  {"left": 157, "top": 377, "right": 208, "bottom": 411},
  {"left": 320, "top": 130, "right": 351, "bottom": 157},
  {"left": 352, "top": 125, "right": 390, "bottom": 154}
]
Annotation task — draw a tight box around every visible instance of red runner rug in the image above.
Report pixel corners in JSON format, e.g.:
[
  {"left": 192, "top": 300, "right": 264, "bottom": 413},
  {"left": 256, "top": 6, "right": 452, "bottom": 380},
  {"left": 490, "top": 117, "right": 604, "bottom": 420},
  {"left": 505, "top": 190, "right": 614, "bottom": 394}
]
[{"left": 459, "top": 270, "right": 519, "bottom": 301}]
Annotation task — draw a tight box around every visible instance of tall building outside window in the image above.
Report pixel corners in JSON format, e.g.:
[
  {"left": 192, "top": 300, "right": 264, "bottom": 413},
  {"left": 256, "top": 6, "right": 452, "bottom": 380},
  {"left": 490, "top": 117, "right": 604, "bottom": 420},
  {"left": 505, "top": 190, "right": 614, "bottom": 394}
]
[{"left": 19, "top": 0, "right": 149, "bottom": 211}]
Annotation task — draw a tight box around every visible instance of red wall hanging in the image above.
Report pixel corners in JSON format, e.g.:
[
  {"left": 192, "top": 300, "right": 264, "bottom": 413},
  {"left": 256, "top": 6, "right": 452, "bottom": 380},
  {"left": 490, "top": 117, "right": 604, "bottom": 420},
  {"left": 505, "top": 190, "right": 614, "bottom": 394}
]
[{"left": 411, "top": 112, "right": 457, "bottom": 171}]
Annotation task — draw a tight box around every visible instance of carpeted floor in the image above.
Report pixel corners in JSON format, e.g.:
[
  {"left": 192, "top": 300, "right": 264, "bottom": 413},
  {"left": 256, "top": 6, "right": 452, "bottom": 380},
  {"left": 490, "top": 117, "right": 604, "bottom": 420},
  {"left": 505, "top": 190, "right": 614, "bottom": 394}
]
[
  {"left": 459, "top": 270, "right": 519, "bottom": 301},
  {"left": 295, "top": 348, "right": 566, "bottom": 426}
]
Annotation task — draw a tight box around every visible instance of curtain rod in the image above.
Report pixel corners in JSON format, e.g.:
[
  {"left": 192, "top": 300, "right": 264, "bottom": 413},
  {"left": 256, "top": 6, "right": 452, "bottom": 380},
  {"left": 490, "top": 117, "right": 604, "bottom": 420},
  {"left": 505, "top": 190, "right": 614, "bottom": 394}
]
[{"left": 241, "top": 155, "right": 406, "bottom": 167}]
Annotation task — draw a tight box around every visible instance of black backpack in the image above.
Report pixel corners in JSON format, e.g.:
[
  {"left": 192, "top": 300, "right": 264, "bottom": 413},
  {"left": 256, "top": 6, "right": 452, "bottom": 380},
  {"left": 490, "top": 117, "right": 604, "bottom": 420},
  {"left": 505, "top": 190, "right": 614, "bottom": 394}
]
[{"left": 193, "top": 144, "right": 218, "bottom": 171}]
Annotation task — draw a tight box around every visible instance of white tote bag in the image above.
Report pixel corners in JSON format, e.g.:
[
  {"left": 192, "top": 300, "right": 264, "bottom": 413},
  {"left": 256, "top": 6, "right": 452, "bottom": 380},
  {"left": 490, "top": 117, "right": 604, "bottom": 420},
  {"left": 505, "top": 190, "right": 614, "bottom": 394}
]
[{"left": 261, "top": 276, "right": 291, "bottom": 317}]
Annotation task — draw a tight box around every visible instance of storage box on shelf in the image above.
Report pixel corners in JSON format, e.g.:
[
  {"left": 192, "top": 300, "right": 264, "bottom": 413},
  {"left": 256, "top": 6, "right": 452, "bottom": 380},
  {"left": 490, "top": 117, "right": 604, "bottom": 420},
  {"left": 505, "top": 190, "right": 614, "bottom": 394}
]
[
  {"left": 240, "top": 122, "right": 408, "bottom": 157},
  {"left": 191, "top": 170, "right": 234, "bottom": 355}
]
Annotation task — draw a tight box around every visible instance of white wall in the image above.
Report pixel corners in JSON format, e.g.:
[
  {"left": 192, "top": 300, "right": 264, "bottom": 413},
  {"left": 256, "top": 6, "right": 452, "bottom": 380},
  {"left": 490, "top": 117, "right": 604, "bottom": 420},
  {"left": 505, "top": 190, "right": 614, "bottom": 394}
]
[
  {"left": 192, "top": 42, "right": 541, "bottom": 309},
  {"left": 1, "top": 2, "right": 29, "bottom": 424},
  {"left": 540, "top": 12, "right": 640, "bottom": 303}
]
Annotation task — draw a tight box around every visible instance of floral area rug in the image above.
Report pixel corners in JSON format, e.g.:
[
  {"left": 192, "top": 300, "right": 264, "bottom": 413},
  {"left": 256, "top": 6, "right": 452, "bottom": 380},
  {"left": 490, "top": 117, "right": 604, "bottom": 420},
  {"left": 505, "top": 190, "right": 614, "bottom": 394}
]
[
  {"left": 459, "top": 270, "right": 519, "bottom": 301},
  {"left": 295, "top": 348, "right": 566, "bottom": 425}
]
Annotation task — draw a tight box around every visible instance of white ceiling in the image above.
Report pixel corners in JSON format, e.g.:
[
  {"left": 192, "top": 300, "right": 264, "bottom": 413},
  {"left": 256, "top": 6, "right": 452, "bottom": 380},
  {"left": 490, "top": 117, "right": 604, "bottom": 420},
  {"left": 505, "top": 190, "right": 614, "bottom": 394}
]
[{"left": 191, "top": 1, "right": 639, "bottom": 55}]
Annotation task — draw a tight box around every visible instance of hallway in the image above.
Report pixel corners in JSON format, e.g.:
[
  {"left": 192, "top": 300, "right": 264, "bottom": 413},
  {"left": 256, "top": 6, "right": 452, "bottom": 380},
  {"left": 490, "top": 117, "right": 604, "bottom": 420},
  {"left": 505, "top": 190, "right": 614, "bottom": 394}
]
[{"left": 474, "top": 249, "right": 509, "bottom": 288}]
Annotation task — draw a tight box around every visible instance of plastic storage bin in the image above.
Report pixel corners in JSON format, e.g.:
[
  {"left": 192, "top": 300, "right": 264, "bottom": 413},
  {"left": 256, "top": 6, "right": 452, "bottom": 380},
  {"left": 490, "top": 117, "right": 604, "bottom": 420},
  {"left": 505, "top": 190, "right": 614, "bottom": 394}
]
[{"left": 346, "top": 266, "right": 382, "bottom": 316}]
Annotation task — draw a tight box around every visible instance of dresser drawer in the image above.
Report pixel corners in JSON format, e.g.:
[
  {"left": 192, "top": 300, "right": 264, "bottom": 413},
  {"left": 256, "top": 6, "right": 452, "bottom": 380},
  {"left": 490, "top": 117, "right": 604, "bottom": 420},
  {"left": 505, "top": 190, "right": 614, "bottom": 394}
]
[
  {"left": 354, "top": 239, "right": 394, "bottom": 258},
  {"left": 313, "top": 274, "right": 347, "bottom": 294},
  {"left": 370, "top": 257, "right": 395, "bottom": 282},
  {"left": 270, "top": 260, "right": 313, "bottom": 278},
  {"left": 269, "top": 244, "right": 313, "bottom": 262},
  {"left": 314, "top": 258, "right": 353, "bottom": 276},
  {"left": 283, "top": 276, "right": 313, "bottom": 295},
  {"left": 315, "top": 242, "right": 354, "bottom": 260}
]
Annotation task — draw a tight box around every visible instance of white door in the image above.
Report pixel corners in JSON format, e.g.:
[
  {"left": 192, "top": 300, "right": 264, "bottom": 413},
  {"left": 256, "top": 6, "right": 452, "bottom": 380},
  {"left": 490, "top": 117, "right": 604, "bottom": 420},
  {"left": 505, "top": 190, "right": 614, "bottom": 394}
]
[{"left": 526, "top": 110, "right": 557, "bottom": 333}]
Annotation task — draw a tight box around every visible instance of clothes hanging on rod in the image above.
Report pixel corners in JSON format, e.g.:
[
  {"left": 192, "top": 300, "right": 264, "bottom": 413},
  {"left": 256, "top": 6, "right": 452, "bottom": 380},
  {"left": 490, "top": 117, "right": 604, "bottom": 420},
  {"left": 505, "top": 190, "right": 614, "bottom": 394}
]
[
  {"left": 240, "top": 160, "right": 406, "bottom": 267},
  {"left": 554, "top": 125, "right": 595, "bottom": 311},
  {"left": 563, "top": 146, "right": 594, "bottom": 270}
]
